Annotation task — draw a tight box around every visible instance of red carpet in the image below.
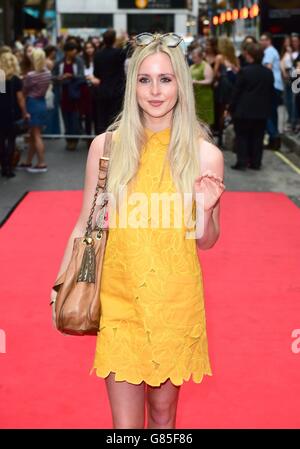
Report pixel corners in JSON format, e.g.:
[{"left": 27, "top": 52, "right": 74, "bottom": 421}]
[{"left": 0, "top": 190, "right": 299, "bottom": 428}]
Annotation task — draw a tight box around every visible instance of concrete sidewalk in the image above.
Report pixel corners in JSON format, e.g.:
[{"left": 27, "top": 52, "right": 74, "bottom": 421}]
[
  {"left": 279, "top": 105, "right": 300, "bottom": 156},
  {"left": 0, "top": 137, "right": 89, "bottom": 225}
]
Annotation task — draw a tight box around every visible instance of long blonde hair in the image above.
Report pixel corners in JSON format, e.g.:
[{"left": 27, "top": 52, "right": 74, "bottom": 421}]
[
  {"left": 218, "top": 36, "right": 239, "bottom": 66},
  {"left": 106, "top": 36, "right": 213, "bottom": 202},
  {"left": 0, "top": 52, "right": 20, "bottom": 80}
]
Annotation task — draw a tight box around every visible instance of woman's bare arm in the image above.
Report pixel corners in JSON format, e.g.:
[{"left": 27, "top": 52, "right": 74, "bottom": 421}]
[
  {"left": 16, "top": 90, "right": 29, "bottom": 119},
  {"left": 196, "top": 140, "right": 225, "bottom": 250},
  {"left": 51, "top": 132, "right": 107, "bottom": 284}
]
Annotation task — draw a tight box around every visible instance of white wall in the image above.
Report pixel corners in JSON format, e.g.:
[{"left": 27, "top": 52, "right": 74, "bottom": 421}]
[
  {"left": 57, "top": 0, "right": 118, "bottom": 13},
  {"left": 175, "top": 14, "right": 187, "bottom": 35},
  {"left": 57, "top": 0, "right": 196, "bottom": 14},
  {"left": 57, "top": 0, "right": 198, "bottom": 35},
  {"left": 114, "top": 13, "right": 127, "bottom": 34}
]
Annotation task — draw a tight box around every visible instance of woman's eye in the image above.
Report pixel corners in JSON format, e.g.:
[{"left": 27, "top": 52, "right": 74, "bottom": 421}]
[{"left": 138, "top": 77, "right": 172, "bottom": 83}]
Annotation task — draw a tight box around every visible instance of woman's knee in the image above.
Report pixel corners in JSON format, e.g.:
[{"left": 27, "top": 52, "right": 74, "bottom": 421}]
[
  {"left": 147, "top": 398, "right": 177, "bottom": 426},
  {"left": 105, "top": 374, "right": 146, "bottom": 429}
]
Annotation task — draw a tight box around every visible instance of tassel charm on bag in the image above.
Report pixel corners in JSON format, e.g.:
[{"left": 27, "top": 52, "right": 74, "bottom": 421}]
[
  {"left": 77, "top": 157, "right": 110, "bottom": 284},
  {"left": 77, "top": 237, "right": 96, "bottom": 283}
]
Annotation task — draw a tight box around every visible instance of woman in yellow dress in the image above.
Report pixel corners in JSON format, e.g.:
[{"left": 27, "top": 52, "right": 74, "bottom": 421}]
[{"left": 51, "top": 33, "right": 225, "bottom": 429}]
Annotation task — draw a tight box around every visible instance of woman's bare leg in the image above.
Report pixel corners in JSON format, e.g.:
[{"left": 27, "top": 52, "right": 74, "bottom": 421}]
[
  {"left": 146, "top": 379, "right": 181, "bottom": 429},
  {"left": 105, "top": 372, "right": 146, "bottom": 429},
  {"left": 25, "top": 131, "right": 36, "bottom": 164},
  {"left": 32, "top": 126, "right": 46, "bottom": 165}
]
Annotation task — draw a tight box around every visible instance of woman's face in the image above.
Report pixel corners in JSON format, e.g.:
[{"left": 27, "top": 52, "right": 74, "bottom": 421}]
[
  {"left": 291, "top": 36, "right": 300, "bottom": 51},
  {"left": 49, "top": 49, "right": 56, "bottom": 60},
  {"left": 85, "top": 43, "right": 95, "bottom": 57},
  {"left": 26, "top": 45, "right": 34, "bottom": 59},
  {"left": 92, "top": 37, "right": 100, "bottom": 48},
  {"left": 191, "top": 49, "right": 202, "bottom": 64},
  {"left": 284, "top": 36, "right": 291, "bottom": 48},
  {"left": 136, "top": 52, "right": 178, "bottom": 122},
  {"left": 66, "top": 48, "right": 77, "bottom": 60}
]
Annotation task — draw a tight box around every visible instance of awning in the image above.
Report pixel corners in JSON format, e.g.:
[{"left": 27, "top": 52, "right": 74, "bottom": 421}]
[{"left": 23, "top": 8, "right": 46, "bottom": 30}]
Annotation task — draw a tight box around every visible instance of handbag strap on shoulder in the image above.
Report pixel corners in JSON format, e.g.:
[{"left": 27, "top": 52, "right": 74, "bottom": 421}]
[
  {"left": 84, "top": 131, "right": 113, "bottom": 238},
  {"left": 98, "top": 131, "right": 112, "bottom": 189}
]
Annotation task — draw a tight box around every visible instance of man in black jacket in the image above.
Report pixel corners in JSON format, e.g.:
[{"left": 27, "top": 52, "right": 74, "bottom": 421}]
[
  {"left": 229, "top": 43, "right": 274, "bottom": 170},
  {"left": 93, "top": 29, "right": 127, "bottom": 134},
  {"left": 52, "top": 41, "right": 85, "bottom": 151}
]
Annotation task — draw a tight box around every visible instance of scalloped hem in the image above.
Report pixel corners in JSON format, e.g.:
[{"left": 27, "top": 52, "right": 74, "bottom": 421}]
[{"left": 89, "top": 366, "right": 213, "bottom": 387}]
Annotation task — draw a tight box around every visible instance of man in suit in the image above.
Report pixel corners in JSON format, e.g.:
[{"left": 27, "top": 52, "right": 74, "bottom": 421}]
[
  {"left": 229, "top": 43, "right": 274, "bottom": 170},
  {"left": 93, "top": 29, "right": 127, "bottom": 134}
]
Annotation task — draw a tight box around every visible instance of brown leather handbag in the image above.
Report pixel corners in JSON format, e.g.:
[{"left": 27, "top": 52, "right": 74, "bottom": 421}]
[{"left": 51, "top": 131, "right": 113, "bottom": 336}]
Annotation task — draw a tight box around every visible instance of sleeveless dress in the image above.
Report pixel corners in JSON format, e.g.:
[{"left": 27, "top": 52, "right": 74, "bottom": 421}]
[
  {"left": 190, "top": 62, "right": 214, "bottom": 126},
  {"left": 90, "top": 127, "right": 212, "bottom": 386}
]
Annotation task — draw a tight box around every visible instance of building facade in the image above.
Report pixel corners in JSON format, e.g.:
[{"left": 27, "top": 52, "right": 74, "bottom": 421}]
[
  {"left": 0, "top": 0, "right": 16, "bottom": 45},
  {"left": 209, "top": 1, "right": 260, "bottom": 44},
  {"left": 0, "top": 0, "right": 56, "bottom": 45},
  {"left": 56, "top": 0, "right": 198, "bottom": 38},
  {"left": 210, "top": 0, "right": 300, "bottom": 49}
]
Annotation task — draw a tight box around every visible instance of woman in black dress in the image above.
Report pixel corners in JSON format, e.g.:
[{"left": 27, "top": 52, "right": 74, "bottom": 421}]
[{"left": 0, "top": 52, "right": 29, "bottom": 177}]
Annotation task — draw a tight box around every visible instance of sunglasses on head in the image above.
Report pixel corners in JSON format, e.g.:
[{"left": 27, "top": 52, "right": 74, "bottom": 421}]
[{"left": 134, "top": 32, "right": 184, "bottom": 48}]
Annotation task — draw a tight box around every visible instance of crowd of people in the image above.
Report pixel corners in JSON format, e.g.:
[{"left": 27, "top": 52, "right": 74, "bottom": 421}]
[
  {"left": 0, "top": 28, "right": 299, "bottom": 177},
  {"left": 189, "top": 31, "right": 300, "bottom": 170}
]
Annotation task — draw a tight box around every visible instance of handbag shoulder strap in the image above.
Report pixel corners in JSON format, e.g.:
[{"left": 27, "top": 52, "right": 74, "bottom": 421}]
[
  {"left": 84, "top": 131, "right": 113, "bottom": 238},
  {"left": 98, "top": 131, "right": 113, "bottom": 189}
]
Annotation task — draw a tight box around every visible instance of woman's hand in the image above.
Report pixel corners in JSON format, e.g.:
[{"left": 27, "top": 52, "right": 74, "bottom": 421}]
[
  {"left": 58, "top": 73, "right": 72, "bottom": 81},
  {"left": 193, "top": 169, "right": 226, "bottom": 211},
  {"left": 50, "top": 288, "right": 57, "bottom": 329},
  {"left": 86, "top": 75, "right": 101, "bottom": 86},
  {"left": 23, "top": 112, "right": 30, "bottom": 121}
]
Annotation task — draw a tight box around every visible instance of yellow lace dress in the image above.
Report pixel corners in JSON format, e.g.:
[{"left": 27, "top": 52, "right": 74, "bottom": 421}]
[{"left": 90, "top": 127, "right": 212, "bottom": 386}]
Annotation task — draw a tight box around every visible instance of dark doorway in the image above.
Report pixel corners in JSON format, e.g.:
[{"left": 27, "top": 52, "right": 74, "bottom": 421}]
[{"left": 127, "top": 13, "right": 175, "bottom": 34}]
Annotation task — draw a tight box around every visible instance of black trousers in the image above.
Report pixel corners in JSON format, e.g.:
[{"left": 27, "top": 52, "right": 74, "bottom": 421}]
[
  {"left": 94, "top": 94, "right": 123, "bottom": 135},
  {"left": 296, "top": 92, "right": 300, "bottom": 119},
  {"left": 0, "top": 127, "right": 16, "bottom": 173},
  {"left": 233, "top": 118, "right": 267, "bottom": 168}
]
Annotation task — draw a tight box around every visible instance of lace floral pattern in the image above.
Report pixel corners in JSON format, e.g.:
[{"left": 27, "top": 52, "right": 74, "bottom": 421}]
[{"left": 90, "top": 128, "right": 212, "bottom": 386}]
